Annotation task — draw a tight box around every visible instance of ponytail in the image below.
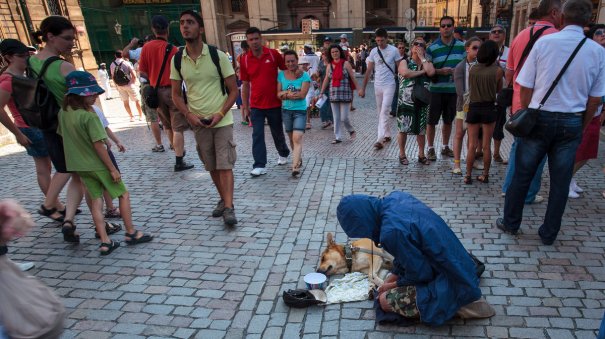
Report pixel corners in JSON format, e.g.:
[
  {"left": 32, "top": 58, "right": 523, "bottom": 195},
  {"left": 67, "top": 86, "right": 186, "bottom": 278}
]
[{"left": 31, "top": 30, "right": 44, "bottom": 45}]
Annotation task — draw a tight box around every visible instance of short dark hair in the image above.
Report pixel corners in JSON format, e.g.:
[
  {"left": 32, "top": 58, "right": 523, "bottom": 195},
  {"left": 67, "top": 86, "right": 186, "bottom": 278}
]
[
  {"left": 115, "top": 50, "right": 123, "bottom": 58},
  {"left": 32, "top": 15, "right": 76, "bottom": 44},
  {"left": 374, "top": 28, "right": 388, "bottom": 38},
  {"left": 562, "top": 0, "right": 593, "bottom": 26},
  {"left": 464, "top": 36, "right": 482, "bottom": 48},
  {"left": 476, "top": 40, "right": 499, "bottom": 65},
  {"left": 326, "top": 44, "right": 345, "bottom": 62},
  {"left": 246, "top": 27, "right": 261, "bottom": 37},
  {"left": 536, "top": 0, "right": 562, "bottom": 18},
  {"left": 440, "top": 16, "right": 455, "bottom": 26},
  {"left": 180, "top": 10, "right": 204, "bottom": 27},
  {"left": 283, "top": 50, "right": 298, "bottom": 60},
  {"left": 528, "top": 9, "right": 540, "bottom": 20},
  {"left": 63, "top": 94, "right": 92, "bottom": 111}
]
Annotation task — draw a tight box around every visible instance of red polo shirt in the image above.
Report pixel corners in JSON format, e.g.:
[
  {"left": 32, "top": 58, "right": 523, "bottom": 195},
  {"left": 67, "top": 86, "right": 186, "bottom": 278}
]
[
  {"left": 138, "top": 39, "right": 178, "bottom": 87},
  {"left": 240, "top": 47, "right": 286, "bottom": 109}
]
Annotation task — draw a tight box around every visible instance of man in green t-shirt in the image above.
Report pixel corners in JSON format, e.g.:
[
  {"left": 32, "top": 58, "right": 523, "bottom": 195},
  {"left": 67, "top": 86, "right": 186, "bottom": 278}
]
[{"left": 171, "top": 10, "right": 239, "bottom": 227}]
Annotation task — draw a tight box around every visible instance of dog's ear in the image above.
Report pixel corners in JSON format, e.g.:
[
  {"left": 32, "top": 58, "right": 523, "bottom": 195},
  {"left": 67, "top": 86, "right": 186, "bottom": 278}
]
[{"left": 326, "top": 232, "right": 335, "bottom": 246}]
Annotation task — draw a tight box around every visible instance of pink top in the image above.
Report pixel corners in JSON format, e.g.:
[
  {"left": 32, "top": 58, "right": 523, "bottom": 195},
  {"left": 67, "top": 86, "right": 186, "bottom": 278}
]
[
  {"left": 506, "top": 21, "right": 558, "bottom": 113},
  {"left": 0, "top": 73, "right": 28, "bottom": 128}
]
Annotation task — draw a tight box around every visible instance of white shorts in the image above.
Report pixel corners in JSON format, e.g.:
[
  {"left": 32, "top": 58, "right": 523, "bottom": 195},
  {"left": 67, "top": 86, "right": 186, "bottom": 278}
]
[{"left": 116, "top": 84, "right": 140, "bottom": 102}]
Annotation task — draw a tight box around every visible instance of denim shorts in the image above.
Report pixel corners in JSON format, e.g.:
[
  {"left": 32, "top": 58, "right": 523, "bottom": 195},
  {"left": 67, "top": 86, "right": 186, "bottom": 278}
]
[
  {"left": 282, "top": 109, "right": 307, "bottom": 132},
  {"left": 18, "top": 127, "right": 48, "bottom": 158}
]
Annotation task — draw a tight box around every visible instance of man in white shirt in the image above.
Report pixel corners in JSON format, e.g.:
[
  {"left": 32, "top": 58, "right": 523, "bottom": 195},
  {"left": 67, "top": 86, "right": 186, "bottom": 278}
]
[
  {"left": 360, "top": 28, "right": 402, "bottom": 149},
  {"left": 303, "top": 44, "right": 320, "bottom": 74},
  {"left": 496, "top": 0, "right": 605, "bottom": 245}
]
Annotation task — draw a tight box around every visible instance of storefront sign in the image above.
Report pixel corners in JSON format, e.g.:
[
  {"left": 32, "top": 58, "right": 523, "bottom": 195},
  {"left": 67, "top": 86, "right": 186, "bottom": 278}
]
[{"left": 231, "top": 34, "right": 247, "bottom": 42}]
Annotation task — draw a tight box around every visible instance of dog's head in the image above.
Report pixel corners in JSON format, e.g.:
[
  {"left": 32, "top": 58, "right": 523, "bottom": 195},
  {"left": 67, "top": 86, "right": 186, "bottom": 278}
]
[{"left": 317, "top": 232, "right": 349, "bottom": 275}]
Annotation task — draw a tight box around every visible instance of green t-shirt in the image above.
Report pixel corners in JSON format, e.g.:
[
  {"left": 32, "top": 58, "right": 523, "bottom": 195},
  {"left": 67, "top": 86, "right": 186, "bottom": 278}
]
[
  {"left": 426, "top": 38, "right": 465, "bottom": 94},
  {"left": 57, "top": 108, "right": 108, "bottom": 172},
  {"left": 28, "top": 56, "right": 67, "bottom": 106}
]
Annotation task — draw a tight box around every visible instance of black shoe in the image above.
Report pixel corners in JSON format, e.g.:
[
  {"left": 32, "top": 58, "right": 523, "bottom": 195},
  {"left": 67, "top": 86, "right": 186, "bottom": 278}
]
[
  {"left": 223, "top": 207, "right": 238, "bottom": 226},
  {"left": 174, "top": 161, "right": 194, "bottom": 172},
  {"left": 282, "top": 289, "right": 327, "bottom": 308},
  {"left": 495, "top": 218, "right": 518, "bottom": 235}
]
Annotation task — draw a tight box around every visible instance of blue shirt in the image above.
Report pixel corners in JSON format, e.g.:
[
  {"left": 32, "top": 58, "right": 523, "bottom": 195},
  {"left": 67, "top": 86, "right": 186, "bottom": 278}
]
[{"left": 277, "top": 71, "right": 310, "bottom": 111}]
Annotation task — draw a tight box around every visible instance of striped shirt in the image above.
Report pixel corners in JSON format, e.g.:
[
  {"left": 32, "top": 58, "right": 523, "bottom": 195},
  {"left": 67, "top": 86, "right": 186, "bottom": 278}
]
[{"left": 426, "top": 38, "right": 465, "bottom": 93}]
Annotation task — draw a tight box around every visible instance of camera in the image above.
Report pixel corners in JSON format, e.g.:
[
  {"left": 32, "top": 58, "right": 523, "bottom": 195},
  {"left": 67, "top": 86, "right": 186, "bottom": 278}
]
[{"left": 200, "top": 118, "right": 212, "bottom": 125}]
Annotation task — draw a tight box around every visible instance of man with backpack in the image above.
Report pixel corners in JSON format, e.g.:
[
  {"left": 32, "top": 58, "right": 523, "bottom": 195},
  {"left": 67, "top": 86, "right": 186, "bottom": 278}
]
[
  {"left": 110, "top": 51, "right": 143, "bottom": 122},
  {"left": 138, "top": 15, "right": 194, "bottom": 172},
  {"left": 170, "top": 10, "right": 239, "bottom": 227}
]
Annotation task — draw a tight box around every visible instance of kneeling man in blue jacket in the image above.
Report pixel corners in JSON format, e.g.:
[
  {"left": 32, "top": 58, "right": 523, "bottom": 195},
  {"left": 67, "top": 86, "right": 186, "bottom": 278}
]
[{"left": 337, "top": 191, "right": 495, "bottom": 326}]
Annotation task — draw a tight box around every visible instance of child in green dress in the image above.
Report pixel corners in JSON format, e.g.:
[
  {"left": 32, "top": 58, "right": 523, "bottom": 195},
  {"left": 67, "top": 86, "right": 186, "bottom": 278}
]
[{"left": 58, "top": 71, "right": 153, "bottom": 255}]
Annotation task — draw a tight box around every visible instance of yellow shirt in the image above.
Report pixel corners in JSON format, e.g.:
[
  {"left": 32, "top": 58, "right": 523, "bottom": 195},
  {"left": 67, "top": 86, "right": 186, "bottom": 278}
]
[{"left": 170, "top": 44, "right": 234, "bottom": 128}]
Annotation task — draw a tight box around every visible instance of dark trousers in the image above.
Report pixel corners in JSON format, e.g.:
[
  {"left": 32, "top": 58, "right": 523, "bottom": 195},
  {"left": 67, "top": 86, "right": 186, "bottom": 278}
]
[
  {"left": 503, "top": 111, "right": 583, "bottom": 243},
  {"left": 251, "top": 107, "right": 290, "bottom": 168}
]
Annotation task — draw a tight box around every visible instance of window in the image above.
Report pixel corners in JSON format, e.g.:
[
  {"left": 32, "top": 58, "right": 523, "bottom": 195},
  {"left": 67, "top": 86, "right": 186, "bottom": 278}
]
[
  {"left": 46, "top": 0, "right": 62, "bottom": 15},
  {"left": 374, "top": 0, "right": 388, "bottom": 9},
  {"left": 231, "top": 0, "right": 247, "bottom": 13}
]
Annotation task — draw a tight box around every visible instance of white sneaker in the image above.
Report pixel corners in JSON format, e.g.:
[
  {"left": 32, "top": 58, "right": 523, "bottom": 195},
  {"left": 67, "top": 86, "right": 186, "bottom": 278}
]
[
  {"left": 532, "top": 195, "right": 544, "bottom": 204},
  {"left": 501, "top": 192, "right": 506, "bottom": 197},
  {"left": 277, "top": 156, "right": 288, "bottom": 165},
  {"left": 16, "top": 262, "right": 35, "bottom": 271},
  {"left": 568, "top": 189, "right": 580, "bottom": 199},
  {"left": 250, "top": 167, "right": 267, "bottom": 176},
  {"left": 570, "top": 179, "right": 584, "bottom": 193}
]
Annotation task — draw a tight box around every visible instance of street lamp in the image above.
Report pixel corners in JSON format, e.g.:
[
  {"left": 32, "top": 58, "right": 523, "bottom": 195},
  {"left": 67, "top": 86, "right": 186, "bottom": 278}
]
[{"left": 114, "top": 20, "right": 122, "bottom": 36}]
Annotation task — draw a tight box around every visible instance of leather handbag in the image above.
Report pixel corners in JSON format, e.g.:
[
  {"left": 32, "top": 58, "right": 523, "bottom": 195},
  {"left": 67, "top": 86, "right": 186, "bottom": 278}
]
[
  {"left": 412, "top": 79, "right": 430, "bottom": 106},
  {"left": 505, "top": 37, "right": 587, "bottom": 137}
]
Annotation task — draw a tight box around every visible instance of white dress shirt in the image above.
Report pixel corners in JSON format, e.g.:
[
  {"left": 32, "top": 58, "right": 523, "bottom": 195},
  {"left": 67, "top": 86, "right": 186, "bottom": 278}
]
[{"left": 516, "top": 25, "right": 605, "bottom": 113}]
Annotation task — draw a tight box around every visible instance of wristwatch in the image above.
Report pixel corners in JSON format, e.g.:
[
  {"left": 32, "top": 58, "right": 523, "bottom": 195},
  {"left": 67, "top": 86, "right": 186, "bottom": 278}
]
[{"left": 421, "top": 58, "right": 427, "bottom": 63}]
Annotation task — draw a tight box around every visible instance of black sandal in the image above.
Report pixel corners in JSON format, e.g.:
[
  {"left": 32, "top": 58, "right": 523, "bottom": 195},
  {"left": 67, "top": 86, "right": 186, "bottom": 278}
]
[
  {"left": 99, "top": 240, "right": 120, "bottom": 256},
  {"left": 418, "top": 156, "right": 430, "bottom": 165},
  {"left": 477, "top": 174, "right": 489, "bottom": 183},
  {"left": 124, "top": 231, "right": 153, "bottom": 245},
  {"left": 464, "top": 176, "right": 472, "bottom": 185},
  {"left": 58, "top": 208, "right": 82, "bottom": 217},
  {"left": 38, "top": 204, "right": 64, "bottom": 222},
  {"left": 61, "top": 220, "right": 80, "bottom": 243},
  {"left": 95, "top": 222, "right": 123, "bottom": 239}
]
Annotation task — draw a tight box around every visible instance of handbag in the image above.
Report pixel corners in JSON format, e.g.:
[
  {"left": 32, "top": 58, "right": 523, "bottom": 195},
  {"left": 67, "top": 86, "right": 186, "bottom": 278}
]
[
  {"left": 143, "top": 43, "right": 173, "bottom": 109},
  {"left": 497, "top": 26, "right": 549, "bottom": 107},
  {"left": 412, "top": 78, "right": 430, "bottom": 106},
  {"left": 376, "top": 47, "right": 400, "bottom": 116},
  {"left": 505, "top": 37, "right": 587, "bottom": 137}
]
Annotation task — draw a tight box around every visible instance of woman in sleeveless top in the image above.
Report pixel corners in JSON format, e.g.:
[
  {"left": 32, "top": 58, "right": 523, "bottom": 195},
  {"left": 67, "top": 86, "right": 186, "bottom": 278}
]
[
  {"left": 30, "top": 16, "right": 84, "bottom": 240},
  {"left": 464, "top": 40, "right": 503, "bottom": 184},
  {"left": 396, "top": 37, "right": 435, "bottom": 165},
  {"left": 319, "top": 44, "right": 360, "bottom": 144}
]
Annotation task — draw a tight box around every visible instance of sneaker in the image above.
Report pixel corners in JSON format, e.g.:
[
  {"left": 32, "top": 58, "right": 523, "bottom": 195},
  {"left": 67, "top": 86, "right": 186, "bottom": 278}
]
[
  {"left": 223, "top": 207, "right": 238, "bottom": 226},
  {"left": 16, "top": 262, "right": 35, "bottom": 271},
  {"left": 212, "top": 199, "right": 225, "bottom": 217},
  {"left": 152, "top": 145, "right": 165, "bottom": 152},
  {"left": 568, "top": 189, "right": 580, "bottom": 199},
  {"left": 250, "top": 167, "right": 267, "bottom": 176},
  {"left": 495, "top": 218, "right": 518, "bottom": 235},
  {"left": 570, "top": 179, "right": 583, "bottom": 193},
  {"left": 427, "top": 148, "right": 437, "bottom": 161},
  {"left": 531, "top": 195, "right": 544, "bottom": 204},
  {"left": 501, "top": 192, "right": 506, "bottom": 197},
  {"left": 277, "top": 156, "right": 288, "bottom": 165},
  {"left": 174, "top": 161, "right": 194, "bottom": 172},
  {"left": 441, "top": 146, "right": 454, "bottom": 157}
]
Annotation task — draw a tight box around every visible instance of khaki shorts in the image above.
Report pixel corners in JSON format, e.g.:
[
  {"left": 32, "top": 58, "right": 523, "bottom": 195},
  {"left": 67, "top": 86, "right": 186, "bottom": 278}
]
[
  {"left": 193, "top": 124, "right": 237, "bottom": 171},
  {"left": 116, "top": 84, "right": 140, "bottom": 102},
  {"left": 157, "top": 86, "right": 189, "bottom": 132},
  {"left": 456, "top": 111, "right": 467, "bottom": 131},
  {"left": 78, "top": 170, "right": 127, "bottom": 200}
]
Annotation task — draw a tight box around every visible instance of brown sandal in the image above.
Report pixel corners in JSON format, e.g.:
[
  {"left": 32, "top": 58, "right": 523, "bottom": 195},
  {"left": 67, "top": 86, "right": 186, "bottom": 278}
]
[
  {"left": 399, "top": 156, "right": 409, "bottom": 165},
  {"left": 477, "top": 174, "right": 489, "bottom": 183}
]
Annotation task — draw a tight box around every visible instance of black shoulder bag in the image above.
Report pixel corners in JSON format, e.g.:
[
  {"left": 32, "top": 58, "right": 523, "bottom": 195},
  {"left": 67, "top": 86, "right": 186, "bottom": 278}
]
[
  {"left": 497, "top": 26, "right": 549, "bottom": 108},
  {"left": 505, "top": 37, "right": 586, "bottom": 137},
  {"left": 376, "top": 47, "right": 400, "bottom": 116},
  {"left": 143, "top": 43, "right": 173, "bottom": 109}
]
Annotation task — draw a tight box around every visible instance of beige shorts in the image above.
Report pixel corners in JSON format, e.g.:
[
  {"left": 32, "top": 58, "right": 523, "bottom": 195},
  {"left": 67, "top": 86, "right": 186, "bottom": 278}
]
[
  {"left": 157, "top": 87, "right": 189, "bottom": 132},
  {"left": 456, "top": 111, "right": 467, "bottom": 131},
  {"left": 194, "top": 124, "right": 237, "bottom": 171},
  {"left": 116, "top": 84, "right": 140, "bottom": 102}
]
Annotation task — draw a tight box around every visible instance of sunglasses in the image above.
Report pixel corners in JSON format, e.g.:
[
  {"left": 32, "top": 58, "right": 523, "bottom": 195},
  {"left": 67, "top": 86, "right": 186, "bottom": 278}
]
[
  {"left": 413, "top": 42, "right": 426, "bottom": 48},
  {"left": 398, "top": 47, "right": 405, "bottom": 49},
  {"left": 440, "top": 24, "right": 453, "bottom": 28},
  {"left": 490, "top": 29, "right": 504, "bottom": 34},
  {"left": 595, "top": 29, "right": 605, "bottom": 36},
  {"left": 470, "top": 46, "right": 479, "bottom": 50}
]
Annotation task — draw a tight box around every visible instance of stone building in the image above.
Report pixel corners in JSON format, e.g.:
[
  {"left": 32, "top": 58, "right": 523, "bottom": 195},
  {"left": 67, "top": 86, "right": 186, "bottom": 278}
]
[{"left": 0, "top": 0, "right": 96, "bottom": 146}]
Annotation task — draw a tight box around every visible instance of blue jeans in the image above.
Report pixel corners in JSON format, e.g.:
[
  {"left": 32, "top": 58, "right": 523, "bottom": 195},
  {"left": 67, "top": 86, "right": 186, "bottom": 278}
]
[
  {"left": 503, "top": 111, "right": 583, "bottom": 243},
  {"left": 502, "top": 138, "right": 546, "bottom": 203},
  {"left": 282, "top": 109, "right": 307, "bottom": 132},
  {"left": 251, "top": 107, "right": 290, "bottom": 169}
]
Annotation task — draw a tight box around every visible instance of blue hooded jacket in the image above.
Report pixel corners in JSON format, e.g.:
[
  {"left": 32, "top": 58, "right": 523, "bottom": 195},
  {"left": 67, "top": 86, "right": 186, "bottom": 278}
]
[{"left": 336, "top": 191, "right": 481, "bottom": 326}]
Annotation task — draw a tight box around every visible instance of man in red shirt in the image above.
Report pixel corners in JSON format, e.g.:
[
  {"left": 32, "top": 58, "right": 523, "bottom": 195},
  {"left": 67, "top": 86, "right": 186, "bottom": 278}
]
[
  {"left": 240, "top": 27, "right": 290, "bottom": 176},
  {"left": 137, "top": 15, "right": 194, "bottom": 172}
]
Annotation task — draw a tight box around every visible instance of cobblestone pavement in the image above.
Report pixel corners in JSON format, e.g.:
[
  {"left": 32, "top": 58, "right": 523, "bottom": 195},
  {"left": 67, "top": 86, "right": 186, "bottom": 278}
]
[{"left": 1, "top": 81, "right": 605, "bottom": 339}]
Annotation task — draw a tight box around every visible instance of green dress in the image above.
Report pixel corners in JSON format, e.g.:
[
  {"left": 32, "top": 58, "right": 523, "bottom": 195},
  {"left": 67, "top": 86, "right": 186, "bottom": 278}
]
[{"left": 396, "top": 60, "right": 429, "bottom": 135}]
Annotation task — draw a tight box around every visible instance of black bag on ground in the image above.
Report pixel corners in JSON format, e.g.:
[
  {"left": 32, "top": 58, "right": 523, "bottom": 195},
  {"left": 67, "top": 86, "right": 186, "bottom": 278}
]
[
  {"left": 143, "top": 43, "right": 173, "bottom": 109},
  {"left": 111, "top": 61, "right": 131, "bottom": 86},
  {"left": 11, "top": 56, "right": 62, "bottom": 131}
]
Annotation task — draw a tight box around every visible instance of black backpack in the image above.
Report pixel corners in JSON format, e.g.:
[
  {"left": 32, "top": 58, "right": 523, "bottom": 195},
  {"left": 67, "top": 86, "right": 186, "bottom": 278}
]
[
  {"left": 173, "top": 44, "right": 227, "bottom": 104},
  {"left": 11, "top": 56, "right": 62, "bottom": 131},
  {"left": 112, "top": 61, "right": 130, "bottom": 86}
]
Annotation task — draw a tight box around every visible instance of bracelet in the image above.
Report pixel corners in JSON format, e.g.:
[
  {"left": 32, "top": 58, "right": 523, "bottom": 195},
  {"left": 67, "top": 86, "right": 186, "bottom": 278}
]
[{"left": 217, "top": 111, "right": 225, "bottom": 117}]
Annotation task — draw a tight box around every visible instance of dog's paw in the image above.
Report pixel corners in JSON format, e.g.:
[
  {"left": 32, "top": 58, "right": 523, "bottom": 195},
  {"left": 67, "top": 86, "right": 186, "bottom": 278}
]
[
  {"left": 368, "top": 288, "right": 375, "bottom": 300},
  {"left": 372, "top": 276, "right": 384, "bottom": 287}
]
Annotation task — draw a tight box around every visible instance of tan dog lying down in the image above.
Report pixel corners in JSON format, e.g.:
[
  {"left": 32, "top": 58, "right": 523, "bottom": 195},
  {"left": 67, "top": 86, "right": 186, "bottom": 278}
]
[{"left": 318, "top": 232, "right": 392, "bottom": 290}]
